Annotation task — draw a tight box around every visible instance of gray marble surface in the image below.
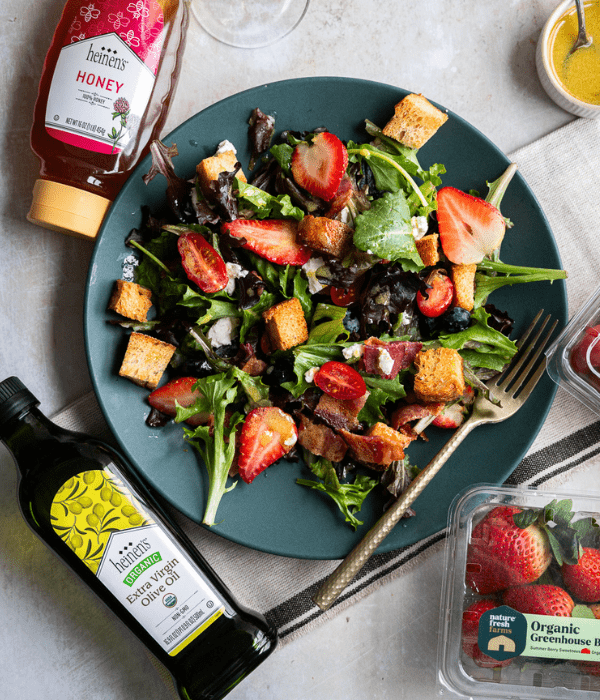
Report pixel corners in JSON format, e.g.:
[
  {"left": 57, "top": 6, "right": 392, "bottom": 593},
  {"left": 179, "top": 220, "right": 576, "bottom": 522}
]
[{"left": 0, "top": 0, "right": 587, "bottom": 698}]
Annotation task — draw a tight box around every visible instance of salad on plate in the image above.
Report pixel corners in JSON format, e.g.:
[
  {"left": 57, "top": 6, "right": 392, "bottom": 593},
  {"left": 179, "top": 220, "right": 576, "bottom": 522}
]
[{"left": 106, "top": 92, "right": 567, "bottom": 530}]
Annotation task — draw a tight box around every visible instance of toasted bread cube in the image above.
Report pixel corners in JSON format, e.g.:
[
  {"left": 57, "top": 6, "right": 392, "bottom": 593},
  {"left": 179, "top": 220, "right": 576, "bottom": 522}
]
[
  {"left": 196, "top": 150, "right": 247, "bottom": 198},
  {"left": 413, "top": 347, "right": 465, "bottom": 403},
  {"left": 297, "top": 215, "right": 353, "bottom": 259},
  {"left": 382, "top": 94, "right": 448, "bottom": 149},
  {"left": 450, "top": 263, "right": 477, "bottom": 312},
  {"left": 107, "top": 280, "right": 153, "bottom": 322},
  {"left": 262, "top": 298, "right": 308, "bottom": 351},
  {"left": 118, "top": 332, "right": 176, "bottom": 390},
  {"left": 415, "top": 234, "right": 440, "bottom": 267}
]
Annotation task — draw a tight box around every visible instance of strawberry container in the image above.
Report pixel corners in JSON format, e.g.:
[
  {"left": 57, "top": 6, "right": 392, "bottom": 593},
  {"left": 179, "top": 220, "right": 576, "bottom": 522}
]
[
  {"left": 438, "top": 484, "right": 600, "bottom": 700},
  {"left": 545, "top": 283, "right": 600, "bottom": 415}
]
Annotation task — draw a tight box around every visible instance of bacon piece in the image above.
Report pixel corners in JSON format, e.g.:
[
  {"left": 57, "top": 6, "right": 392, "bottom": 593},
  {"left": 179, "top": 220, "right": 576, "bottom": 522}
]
[
  {"left": 390, "top": 402, "right": 443, "bottom": 431},
  {"left": 297, "top": 414, "right": 348, "bottom": 463},
  {"left": 314, "top": 391, "right": 370, "bottom": 432},
  {"left": 361, "top": 337, "right": 422, "bottom": 379},
  {"left": 339, "top": 422, "right": 414, "bottom": 469}
]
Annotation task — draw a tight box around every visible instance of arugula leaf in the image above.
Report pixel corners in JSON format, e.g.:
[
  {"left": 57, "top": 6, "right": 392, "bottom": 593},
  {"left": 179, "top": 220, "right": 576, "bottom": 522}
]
[
  {"left": 438, "top": 307, "right": 518, "bottom": 369},
  {"left": 229, "top": 366, "right": 271, "bottom": 409},
  {"left": 177, "top": 371, "right": 244, "bottom": 526},
  {"left": 353, "top": 192, "right": 425, "bottom": 272},
  {"left": 297, "top": 457, "right": 378, "bottom": 530},
  {"left": 308, "top": 304, "right": 349, "bottom": 345},
  {"left": 474, "top": 259, "right": 568, "bottom": 309},
  {"left": 235, "top": 178, "right": 304, "bottom": 221},
  {"left": 358, "top": 373, "right": 407, "bottom": 424}
]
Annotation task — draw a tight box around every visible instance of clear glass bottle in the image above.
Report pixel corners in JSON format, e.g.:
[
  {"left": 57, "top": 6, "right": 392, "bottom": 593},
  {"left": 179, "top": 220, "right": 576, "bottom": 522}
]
[
  {"left": 28, "top": 0, "right": 190, "bottom": 239},
  {"left": 0, "top": 376, "right": 277, "bottom": 699}
]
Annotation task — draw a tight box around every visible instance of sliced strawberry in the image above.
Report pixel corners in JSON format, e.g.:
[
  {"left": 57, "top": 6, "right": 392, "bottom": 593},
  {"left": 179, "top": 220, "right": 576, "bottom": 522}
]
[
  {"left": 437, "top": 187, "right": 505, "bottom": 264},
  {"left": 178, "top": 231, "right": 228, "bottom": 293},
  {"left": 221, "top": 219, "right": 311, "bottom": 266},
  {"left": 148, "top": 377, "right": 210, "bottom": 427},
  {"left": 237, "top": 407, "right": 298, "bottom": 484},
  {"left": 416, "top": 269, "right": 454, "bottom": 318},
  {"left": 314, "top": 361, "right": 367, "bottom": 400},
  {"left": 291, "top": 132, "right": 349, "bottom": 201},
  {"left": 432, "top": 402, "right": 466, "bottom": 429}
]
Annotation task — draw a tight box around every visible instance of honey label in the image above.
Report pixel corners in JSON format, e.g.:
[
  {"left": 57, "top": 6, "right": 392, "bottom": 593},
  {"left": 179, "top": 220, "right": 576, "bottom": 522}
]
[
  {"left": 45, "top": 1, "right": 165, "bottom": 153},
  {"left": 51, "top": 468, "right": 227, "bottom": 656}
]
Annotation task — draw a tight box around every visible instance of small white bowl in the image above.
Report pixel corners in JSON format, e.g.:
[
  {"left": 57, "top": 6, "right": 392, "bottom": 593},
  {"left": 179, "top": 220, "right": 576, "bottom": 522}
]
[{"left": 536, "top": 0, "right": 600, "bottom": 118}]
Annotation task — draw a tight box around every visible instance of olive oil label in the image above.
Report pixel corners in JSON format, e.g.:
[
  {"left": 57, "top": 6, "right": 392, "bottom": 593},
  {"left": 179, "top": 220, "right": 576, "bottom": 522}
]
[
  {"left": 51, "top": 469, "right": 226, "bottom": 656},
  {"left": 45, "top": 1, "right": 165, "bottom": 154}
]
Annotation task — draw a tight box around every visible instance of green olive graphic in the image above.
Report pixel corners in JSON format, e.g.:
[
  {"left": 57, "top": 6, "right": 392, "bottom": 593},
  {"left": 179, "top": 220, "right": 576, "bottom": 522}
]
[
  {"left": 86, "top": 513, "right": 100, "bottom": 527},
  {"left": 110, "top": 492, "right": 122, "bottom": 507},
  {"left": 100, "top": 487, "right": 112, "bottom": 501},
  {"left": 93, "top": 503, "right": 105, "bottom": 518},
  {"left": 78, "top": 496, "right": 93, "bottom": 509},
  {"left": 70, "top": 534, "right": 83, "bottom": 549},
  {"left": 128, "top": 513, "right": 142, "bottom": 526},
  {"left": 121, "top": 505, "right": 137, "bottom": 517},
  {"left": 83, "top": 472, "right": 96, "bottom": 485},
  {"left": 69, "top": 502, "right": 83, "bottom": 515}
]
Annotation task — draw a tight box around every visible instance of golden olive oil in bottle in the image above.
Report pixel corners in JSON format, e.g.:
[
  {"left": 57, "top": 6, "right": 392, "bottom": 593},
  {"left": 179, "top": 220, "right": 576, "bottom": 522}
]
[{"left": 0, "top": 377, "right": 277, "bottom": 699}]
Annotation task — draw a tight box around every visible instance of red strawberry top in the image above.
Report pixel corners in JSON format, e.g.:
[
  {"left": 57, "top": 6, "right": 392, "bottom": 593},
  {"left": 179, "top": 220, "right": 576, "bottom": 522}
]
[{"left": 466, "top": 506, "right": 551, "bottom": 595}]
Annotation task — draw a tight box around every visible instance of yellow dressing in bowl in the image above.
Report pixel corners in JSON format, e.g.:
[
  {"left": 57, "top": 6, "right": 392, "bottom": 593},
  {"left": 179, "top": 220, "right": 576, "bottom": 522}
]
[{"left": 550, "top": 1, "right": 600, "bottom": 105}]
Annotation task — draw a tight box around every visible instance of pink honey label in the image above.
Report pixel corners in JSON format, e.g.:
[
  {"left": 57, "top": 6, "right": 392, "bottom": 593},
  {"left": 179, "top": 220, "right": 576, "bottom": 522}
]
[{"left": 45, "top": 1, "right": 165, "bottom": 153}]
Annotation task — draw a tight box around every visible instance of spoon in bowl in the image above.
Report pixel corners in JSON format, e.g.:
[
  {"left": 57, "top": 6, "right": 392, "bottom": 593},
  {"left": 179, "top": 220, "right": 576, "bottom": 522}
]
[{"left": 569, "top": 0, "right": 592, "bottom": 56}]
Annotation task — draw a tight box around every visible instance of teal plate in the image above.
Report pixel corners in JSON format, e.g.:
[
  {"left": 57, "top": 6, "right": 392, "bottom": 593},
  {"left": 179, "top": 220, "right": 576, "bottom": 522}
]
[{"left": 84, "top": 77, "right": 567, "bottom": 559}]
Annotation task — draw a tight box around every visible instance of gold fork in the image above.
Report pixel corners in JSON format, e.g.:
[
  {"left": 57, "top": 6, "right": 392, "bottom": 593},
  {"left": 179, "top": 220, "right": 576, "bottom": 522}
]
[{"left": 313, "top": 310, "right": 558, "bottom": 611}]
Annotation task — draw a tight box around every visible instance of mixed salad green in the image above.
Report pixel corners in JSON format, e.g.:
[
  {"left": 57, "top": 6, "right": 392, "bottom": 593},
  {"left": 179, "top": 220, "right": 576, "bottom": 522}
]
[{"left": 111, "top": 101, "right": 566, "bottom": 529}]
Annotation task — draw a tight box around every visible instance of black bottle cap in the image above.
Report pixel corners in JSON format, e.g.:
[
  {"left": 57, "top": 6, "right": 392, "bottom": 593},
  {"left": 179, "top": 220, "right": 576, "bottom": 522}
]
[{"left": 0, "top": 377, "right": 39, "bottom": 425}]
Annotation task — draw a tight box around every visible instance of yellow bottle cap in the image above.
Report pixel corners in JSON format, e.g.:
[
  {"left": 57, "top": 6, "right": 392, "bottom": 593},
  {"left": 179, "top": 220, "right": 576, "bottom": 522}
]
[{"left": 27, "top": 179, "right": 112, "bottom": 240}]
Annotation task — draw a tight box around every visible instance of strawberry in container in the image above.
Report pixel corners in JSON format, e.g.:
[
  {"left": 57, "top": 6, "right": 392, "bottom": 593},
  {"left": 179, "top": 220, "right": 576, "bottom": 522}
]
[{"left": 439, "top": 485, "right": 600, "bottom": 698}]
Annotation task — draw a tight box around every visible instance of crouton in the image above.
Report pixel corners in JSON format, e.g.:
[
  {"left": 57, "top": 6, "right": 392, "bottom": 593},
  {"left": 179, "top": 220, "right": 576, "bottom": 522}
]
[
  {"left": 339, "top": 422, "right": 413, "bottom": 468},
  {"left": 415, "top": 234, "right": 440, "bottom": 267},
  {"left": 107, "top": 280, "right": 153, "bottom": 322},
  {"left": 118, "top": 332, "right": 176, "bottom": 390},
  {"left": 196, "top": 149, "right": 247, "bottom": 198},
  {"left": 262, "top": 297, "right": 308, "bottom": 351},
  {"left": 413, "top": 347, "right": 465, "bottom": 403},
  {"left": 450, "top": 263, "right": 477, "bottom": 312},
  {"left": 382, "top": 94, "right": 448, "bottom": 149},
  {"left": 297, "top": 215, "right": 353, "bottom": 259}
]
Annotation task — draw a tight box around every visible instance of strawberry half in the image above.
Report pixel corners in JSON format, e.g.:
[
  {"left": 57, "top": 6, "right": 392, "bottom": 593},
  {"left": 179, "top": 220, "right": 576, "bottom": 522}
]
[
  {"left": 221, "top": 219, "right": 311, "bottom": 266},
  {"left": 148, "top": 377, "right": 209, "bottom": 427},
  {"left": 237, "top": 407, "right": 298, "bottom": 484},
  {"left": 466, "top": 506, "right": 551, "bottom": 594},
  {"left": 291, "top": 132, "right": 349, "bottom": 201},
  {"left": 437, "top": 187, "right": 506, "bottom": 264}
]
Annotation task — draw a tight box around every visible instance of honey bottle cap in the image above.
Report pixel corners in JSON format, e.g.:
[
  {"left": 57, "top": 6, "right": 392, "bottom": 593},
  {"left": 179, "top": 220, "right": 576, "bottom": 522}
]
[{"left": 28, "top": 179, "right": 111, "bottom": 240}]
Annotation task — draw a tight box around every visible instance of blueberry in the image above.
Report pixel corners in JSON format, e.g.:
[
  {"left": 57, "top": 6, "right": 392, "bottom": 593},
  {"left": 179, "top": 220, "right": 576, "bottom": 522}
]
[{"left": 440, "top": 307, "right": 472, "bottom": 334}]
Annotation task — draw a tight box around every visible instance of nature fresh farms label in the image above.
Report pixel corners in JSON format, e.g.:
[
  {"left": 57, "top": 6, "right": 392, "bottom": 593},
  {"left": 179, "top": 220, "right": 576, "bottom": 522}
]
[
  {"left": 51, "top": 469, "right": 226, "bottom": 656},
  {"left": 477, "top": 605, "right": 600, "bottom": 663}
]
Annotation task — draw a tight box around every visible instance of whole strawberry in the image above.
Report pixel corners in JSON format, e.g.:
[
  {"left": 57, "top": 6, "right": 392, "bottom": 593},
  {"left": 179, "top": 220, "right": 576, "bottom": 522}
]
[
  {"left": 502, "top": 584, "right": 574, "bottom": 616},
  {"left": 561, "top": 547, "right": 600, "bottom": 602},
  {"left": 466, "top": 506, "right": 551, "bottom": 594},
  {"left": 462, "top": 599, "right": 512, "bottom": 668}
]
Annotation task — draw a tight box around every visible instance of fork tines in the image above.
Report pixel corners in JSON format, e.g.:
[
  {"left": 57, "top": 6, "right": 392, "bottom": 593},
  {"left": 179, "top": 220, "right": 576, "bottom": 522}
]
[{"left": 490, "top": 310, "right": 558, "bottom": 399}]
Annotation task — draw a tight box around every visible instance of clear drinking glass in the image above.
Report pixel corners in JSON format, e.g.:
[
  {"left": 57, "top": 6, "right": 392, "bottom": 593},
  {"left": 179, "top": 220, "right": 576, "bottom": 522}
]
[{"left": 191, "top": 0, "right": 310, "bottom": 49}]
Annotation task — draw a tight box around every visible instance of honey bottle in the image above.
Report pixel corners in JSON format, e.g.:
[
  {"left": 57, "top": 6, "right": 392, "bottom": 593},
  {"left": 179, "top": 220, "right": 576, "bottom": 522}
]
[
  {"left": 28, "top": 0, "right": 190, "bottom": 239},
  {"left": 0, "top": 377, "right": 277, "bottom": 699}
]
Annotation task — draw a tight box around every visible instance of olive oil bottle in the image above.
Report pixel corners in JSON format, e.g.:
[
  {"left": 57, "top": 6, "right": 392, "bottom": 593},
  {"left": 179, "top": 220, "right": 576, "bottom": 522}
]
[{"left": 0, "top": 377, "right": 277, "bottom": 699}]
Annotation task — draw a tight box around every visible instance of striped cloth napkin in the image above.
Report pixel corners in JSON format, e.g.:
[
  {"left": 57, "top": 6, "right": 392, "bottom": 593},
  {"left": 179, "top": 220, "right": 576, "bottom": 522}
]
[{"left": 53, "top": 117, "right": 600, "bottom": 661}]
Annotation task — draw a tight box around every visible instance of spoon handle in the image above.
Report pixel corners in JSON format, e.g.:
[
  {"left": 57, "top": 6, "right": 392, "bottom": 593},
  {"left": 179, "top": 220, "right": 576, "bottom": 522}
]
[{"left": 575, "top": 0, "right": 590, "bottom": 45}]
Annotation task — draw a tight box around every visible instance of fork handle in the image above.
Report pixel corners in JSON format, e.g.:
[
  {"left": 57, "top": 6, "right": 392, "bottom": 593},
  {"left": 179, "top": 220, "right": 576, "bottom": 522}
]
[{"left": 312, "top": 415, "right": 482, "bottom": 611}]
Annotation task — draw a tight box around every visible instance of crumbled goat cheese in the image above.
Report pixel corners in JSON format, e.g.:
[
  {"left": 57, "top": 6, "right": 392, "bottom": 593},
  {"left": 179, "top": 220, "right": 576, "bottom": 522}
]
[
  {"left": 302, "top": 257, "right": 326, "bottom": 294},
  {"left": 216, "top": 139, "right": 237, "bottom": 155},
  {"left": 411, "top": 216, "right": 429, "bottom": 240},
  {"left": 122, "top": 254, "right": 139, "bottom": 282},
  {"left": 284, "top": 434, "right": 298, "bottom": 448},
  {"left": 207, "top": 316, "right": 239, "bottom": 348},
  {"left": 225, "top": 262, "right": 248, "bottom": 295},
  {"left": 342, "top": 343, "right": 365, "bottom": 360},
  {"left": 377, "top": 348, "right": 395, "bottom": 376},
  {"left": 304, "top": 366, "right": 319, "bottom": 383}
]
